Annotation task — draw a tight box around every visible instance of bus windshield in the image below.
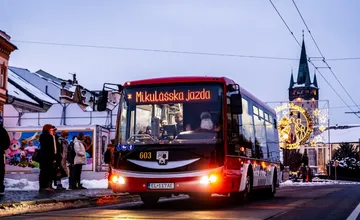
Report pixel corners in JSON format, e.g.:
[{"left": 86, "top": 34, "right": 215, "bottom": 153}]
[{"left": 118, "top": 83, "right": 224, "bottom": 145}]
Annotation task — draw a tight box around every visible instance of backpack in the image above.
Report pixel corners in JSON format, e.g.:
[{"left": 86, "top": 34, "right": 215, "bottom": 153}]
[
  {"left": 67, "top": 141, "right": 76, "bottom": 164},
  {"left": 104, "top": 149, "right": 111, "bottom": 164}
]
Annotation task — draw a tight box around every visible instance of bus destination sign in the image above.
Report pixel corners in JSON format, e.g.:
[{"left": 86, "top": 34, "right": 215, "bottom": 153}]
[{"left": 127, "top": 86, "right": 219, "bottom": 104}]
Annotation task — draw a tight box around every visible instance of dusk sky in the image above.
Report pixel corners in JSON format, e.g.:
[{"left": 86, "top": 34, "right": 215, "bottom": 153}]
[{"left": 1, "top": 0, "right": 360, "bottom": 125}]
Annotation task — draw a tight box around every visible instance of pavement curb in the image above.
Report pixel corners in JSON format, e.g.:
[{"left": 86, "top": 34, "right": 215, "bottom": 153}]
[{"left": 0, "top": 193, "right": 141, "bottom": 217}]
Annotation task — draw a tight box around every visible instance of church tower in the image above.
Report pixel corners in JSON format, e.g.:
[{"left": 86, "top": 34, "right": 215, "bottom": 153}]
[
  {"left": 287, "top": 34, "right": 319, "bottom": 168},
  {"left": 288, "top": 36, "right": 319, "bottom": 109}
]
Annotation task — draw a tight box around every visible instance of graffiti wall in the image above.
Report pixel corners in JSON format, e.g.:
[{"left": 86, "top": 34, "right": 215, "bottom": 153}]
[{"left": 5, "top": 129, "right": 95, "bottom": 172}]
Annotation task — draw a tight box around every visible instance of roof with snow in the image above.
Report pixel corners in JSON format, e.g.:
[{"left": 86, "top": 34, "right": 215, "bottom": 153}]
[
  {"left": 35, "top": 69, "right": 66, "bottom": 88},
  {"left": 7, "top": 83, "right": 38, "bottom": 104},
  {"left": 9, "top": 67, "right": 62, "bottom": 102},
  {"left": 328, "top": 125, "right": 360, "bottom": 143},
  {"left": 8, "top": 68, "right": 58, "bottom": 105}
]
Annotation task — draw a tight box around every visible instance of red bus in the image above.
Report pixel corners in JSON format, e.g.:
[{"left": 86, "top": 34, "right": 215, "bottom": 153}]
[{"left": 97, "top": 76, "right": 281, "bottom": 205}]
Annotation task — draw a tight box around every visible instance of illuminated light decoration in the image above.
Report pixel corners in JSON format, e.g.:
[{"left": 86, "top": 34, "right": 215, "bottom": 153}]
[
  {"left": 318, "top": 109, "right": 328, "bottom": 124},
  {"left": 313, "top": 108, "right": 320, "bottom": 117},
  {"left": 134, "top": 88, "right": 211, "bottom": 103},
  {"left": 310, "top": 140, "right": 317, "bottom": 147},
  {"left": 314, "top": 135, "right": 323, "bottom": 143},
  {"left": 307, "top": 106, "right": 329, "bottom": 146},
  {"left": 127, "top": 94, "right": 132, "bottom": 99},
  {"left": 319, "top": 125, "right": 326, "bottom": 132},
  {"left": 275, "top": 103, "right": 313, "bottom": 150},
  {"left": 282, "top": 133, "right": 289, "bottom": 140}
]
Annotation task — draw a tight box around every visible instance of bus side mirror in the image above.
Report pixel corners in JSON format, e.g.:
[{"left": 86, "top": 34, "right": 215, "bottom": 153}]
[
  {"left": 97, "top": 90, "right": 109, "bottom": 111},
  {"left": 230, "top": 93, "right": 243, "bottom": 114}
]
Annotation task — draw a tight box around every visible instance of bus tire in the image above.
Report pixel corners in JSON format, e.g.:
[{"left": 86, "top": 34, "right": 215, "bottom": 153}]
[
  {"left": 265, "top": 170, "right": 277, "bottom": 198},
  {"left": 140, "top": 195, "right": 159, "bottom": 206},
  {"left": 236, "top": 172, "right": 252, "bottom": 203}
]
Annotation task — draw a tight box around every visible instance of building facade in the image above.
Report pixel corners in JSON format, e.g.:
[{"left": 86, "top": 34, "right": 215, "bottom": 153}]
[{"left": 0, "top": 30, "right": 17, "bottom": 116}]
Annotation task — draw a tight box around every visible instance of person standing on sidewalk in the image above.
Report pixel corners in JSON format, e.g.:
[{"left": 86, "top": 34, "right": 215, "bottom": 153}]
[
  {"left": 53, "top": 129, "right": 69, "bottom": 190},
  {"left": 67, "top": 136, "right": 76, "bottom": 189},
  {"left": 104, "top": 140, "right": 115, "bottom": 189},
  {"left": 0, "top": 116, "right": 10, "bottom": 196},
  {"left": 72, "top": 132, "right": 87, "bottom": 189},
  {"left": 39, "top": 124, "right": 56, "bottom": 193}
]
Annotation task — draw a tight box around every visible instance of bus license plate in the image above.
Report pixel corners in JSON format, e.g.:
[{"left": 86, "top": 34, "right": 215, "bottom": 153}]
[{"left": 148, "top": 183, "right": 174, "bottom": 189}]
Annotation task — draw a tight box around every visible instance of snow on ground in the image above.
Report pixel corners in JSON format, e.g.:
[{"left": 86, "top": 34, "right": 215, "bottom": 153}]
[
  {"left": 280, "top": 178, "right": 360, "bottom": 187},
  {"left": 4, "top": 178, "right": 108, "bottom": 191},
  {"left": 5, "top": 176, "right": 360, "bottom": 191}
]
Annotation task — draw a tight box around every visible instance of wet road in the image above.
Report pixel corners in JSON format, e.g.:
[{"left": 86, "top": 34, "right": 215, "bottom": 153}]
[{"left": 4, "top": 184, "right": 360, "bottom": 220}]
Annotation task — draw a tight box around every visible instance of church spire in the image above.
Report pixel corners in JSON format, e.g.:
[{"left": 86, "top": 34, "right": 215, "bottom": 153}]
[
  {"left": 305, "top": 72, "right": 311, "bottom": 87},
  {"left": 289, "top": 69, "right": 295, "bottom": 89},
  {"left": 296, "top": 32, "right": 311, "bottom": 86},
  {"left": 313, "top": 71, "right": 318, "bottom": 88}
]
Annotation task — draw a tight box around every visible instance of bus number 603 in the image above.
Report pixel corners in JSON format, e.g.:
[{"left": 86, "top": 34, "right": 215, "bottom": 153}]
[{"left": 139, "top": 152, "right": 152, "bottom": 159}]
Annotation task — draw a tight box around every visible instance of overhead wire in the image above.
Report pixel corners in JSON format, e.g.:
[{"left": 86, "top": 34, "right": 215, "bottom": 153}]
[
  {"left": 269, "top": 0, "right": 360, "bottom": 118},
  {"left": 291, "top": 0, "right": 360, "bottom": 114},
  {"left": 11, "top": 40, "right": 360, "bottom": 61},
  {"left": 12, "top": 40, "right": 297, "bottom": 61}
]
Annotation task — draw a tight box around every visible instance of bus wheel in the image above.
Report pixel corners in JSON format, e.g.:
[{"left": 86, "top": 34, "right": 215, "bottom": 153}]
[
  {"left": 140, "top": 195, "right": 159, "bottom": 206},
  {"left": 240, "top": 174, "right": 252, "bottom": 203},
  {"left": 265, "top": 173, "right": 277, "bottom": 198}
]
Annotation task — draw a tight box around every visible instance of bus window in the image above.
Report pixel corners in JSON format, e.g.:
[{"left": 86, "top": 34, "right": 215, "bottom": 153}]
[
  {"left": 240, "top": 98, "right": 255, "bottom": 157},
  {"left": 253, "top": 114, "right": 268, "bottom": 160},
  {"left": 120, "top": 83, "right": 223, "bottom": 145},
  {"left": 266, "top": 120, "right": 280, "bottom": 162}
]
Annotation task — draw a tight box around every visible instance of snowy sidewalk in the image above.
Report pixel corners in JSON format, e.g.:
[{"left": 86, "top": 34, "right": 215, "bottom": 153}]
[
  {"left": 280, "top": 178, "right": 360, "bottom": 187},
  {"left": 0, "top": 188, "right": 115, "bottom": 204},
  {"left": 0, "top": 172, "right": 140, "bottom": 217},
  {"left": 1, "top": 171, "right": 116, "bottom": 206}
]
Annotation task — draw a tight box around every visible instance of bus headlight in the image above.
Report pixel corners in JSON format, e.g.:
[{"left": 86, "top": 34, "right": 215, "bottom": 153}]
[
  {"left": 112, "top": 175, "right": 125, "bottom": 184},
  {"left": 200, "top": 174, "right": 217, "bottom": 184}
]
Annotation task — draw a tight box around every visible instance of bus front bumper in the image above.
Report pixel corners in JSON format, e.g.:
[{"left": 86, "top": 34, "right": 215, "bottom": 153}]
[{"left": 110, "top": 167, "right": 230, "bottom": 194}]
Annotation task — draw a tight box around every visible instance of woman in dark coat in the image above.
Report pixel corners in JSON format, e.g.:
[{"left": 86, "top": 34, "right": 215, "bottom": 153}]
[{"left": 39, "top": 124, "right": 56, "bottom": 193}]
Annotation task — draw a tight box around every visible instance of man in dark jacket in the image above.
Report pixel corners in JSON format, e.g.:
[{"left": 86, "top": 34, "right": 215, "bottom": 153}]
[
  {"left": 0, "top": 116, "right": 10, "bottom": 196},
  {"left": 52, "top": 126, "right": 66, "bottom": 190}
]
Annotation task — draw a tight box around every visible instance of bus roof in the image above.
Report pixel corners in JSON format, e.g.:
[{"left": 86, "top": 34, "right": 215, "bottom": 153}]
[
  {"left": 124, "top": 76, "right": 232, "bottom": 86},
  {"left": 124, "top": 76, "right": 275, "bottom": 115}
]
